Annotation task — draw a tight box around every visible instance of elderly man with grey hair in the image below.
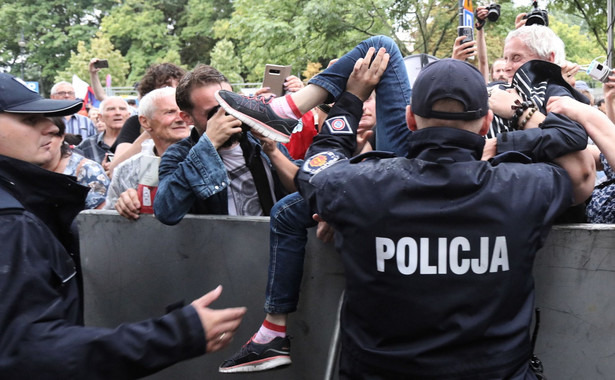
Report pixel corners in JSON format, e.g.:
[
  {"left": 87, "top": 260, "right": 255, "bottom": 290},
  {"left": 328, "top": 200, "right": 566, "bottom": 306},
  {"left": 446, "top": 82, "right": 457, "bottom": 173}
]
[
  {"left": 50, "top": 81, "right": 97, "bottom": 140},
  {"left": 483, "top": 25, "right": 594, "bottom": 222},
  {"left": 77, "top": 96, "right": 130, "bottom": 164},
  {"left": 104, "top": 87, "right": 191, "bottom": 220}
]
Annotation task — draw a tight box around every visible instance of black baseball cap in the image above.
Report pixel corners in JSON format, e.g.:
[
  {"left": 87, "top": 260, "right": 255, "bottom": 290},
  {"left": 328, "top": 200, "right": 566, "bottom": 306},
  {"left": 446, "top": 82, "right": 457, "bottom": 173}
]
[
  {"left": 411, "top": 58, "right": 488, "bottom": 121},
  {"left": 0, "top": 73, "right": 82, "bottom": 116}
]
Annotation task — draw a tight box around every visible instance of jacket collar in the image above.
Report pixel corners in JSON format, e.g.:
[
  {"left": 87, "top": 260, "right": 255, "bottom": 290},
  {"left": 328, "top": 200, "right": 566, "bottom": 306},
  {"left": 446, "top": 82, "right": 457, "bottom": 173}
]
[
  {"left": 407, "top": 127, "right": 485, "bottom": 163},
  {"left": 0, "top": 154, "right": 89, "bottom": 237}
]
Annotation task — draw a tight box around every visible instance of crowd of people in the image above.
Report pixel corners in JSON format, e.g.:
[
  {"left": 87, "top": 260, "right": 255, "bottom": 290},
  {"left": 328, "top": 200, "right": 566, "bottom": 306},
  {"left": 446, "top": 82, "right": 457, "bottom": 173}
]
[{"left": 1, "top": 5, "right": 614, "bottom": 379}]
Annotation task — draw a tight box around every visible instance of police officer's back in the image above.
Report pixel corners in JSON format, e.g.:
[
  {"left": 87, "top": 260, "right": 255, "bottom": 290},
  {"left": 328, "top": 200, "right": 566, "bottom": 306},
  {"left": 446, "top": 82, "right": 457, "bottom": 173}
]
[{"left": 296, "top": 57, "right": 594, "bottom": 379}]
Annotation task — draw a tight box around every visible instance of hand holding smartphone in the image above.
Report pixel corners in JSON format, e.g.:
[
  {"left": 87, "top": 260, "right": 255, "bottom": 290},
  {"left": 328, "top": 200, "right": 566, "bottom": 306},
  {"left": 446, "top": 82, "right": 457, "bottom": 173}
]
[
  {"left": 262, "top": 64, "right": 292, "bottom": 97},
  {"left": 456, "top": 26, "right": 475, "bottom": 61},
  {"left": 93, "top": 59, "right": 109, "bottom": 69}
]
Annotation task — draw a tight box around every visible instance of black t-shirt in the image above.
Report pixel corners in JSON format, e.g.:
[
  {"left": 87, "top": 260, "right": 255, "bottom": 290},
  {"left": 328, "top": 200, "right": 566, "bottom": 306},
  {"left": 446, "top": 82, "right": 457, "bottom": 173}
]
[{"left": 110, "top": 115, "right": 141, "bottom": 152}]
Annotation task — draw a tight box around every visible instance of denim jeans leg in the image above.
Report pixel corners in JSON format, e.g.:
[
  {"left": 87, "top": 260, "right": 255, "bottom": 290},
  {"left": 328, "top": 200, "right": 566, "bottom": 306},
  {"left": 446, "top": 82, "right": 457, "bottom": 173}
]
[
  {"left": 308, "top": 35, "right": 412, "bottom": 156},
  {"left": 264, "top": 192, "right": 317, "bottom": 314}
]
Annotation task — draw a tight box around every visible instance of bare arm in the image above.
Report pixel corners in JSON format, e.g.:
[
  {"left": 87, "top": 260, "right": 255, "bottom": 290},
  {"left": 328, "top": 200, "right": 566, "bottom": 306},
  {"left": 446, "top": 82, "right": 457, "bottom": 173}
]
[
  {"left": 89, "top": 58, "right": 107, "bottom": 101},
  {"left": 546, "top": 96, "right": 599, "bottom": 204},
  {"left": 475, "top": 7, "right": 489, "bottom": 83},
  {"left": 255, "top": 133, "right": 298, "bottom": 192},
  {"left": 548, "top": 95, "right": 615, "bottom": 170},
  {"left": 107, "top": 131, "right": 151, "bottom": 177},
  {"left": 603, "top": 71, "right": 615, "bottom": 123},
  {"left": 552, "top": 150, "right": 595, "bottom": 205}
]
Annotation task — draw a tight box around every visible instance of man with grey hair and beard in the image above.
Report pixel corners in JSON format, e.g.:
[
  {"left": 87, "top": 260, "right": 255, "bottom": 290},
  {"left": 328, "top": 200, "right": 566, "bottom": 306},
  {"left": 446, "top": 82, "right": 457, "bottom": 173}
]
[{"left": 154, "top": 65, "right": 298, "bottom": 225}]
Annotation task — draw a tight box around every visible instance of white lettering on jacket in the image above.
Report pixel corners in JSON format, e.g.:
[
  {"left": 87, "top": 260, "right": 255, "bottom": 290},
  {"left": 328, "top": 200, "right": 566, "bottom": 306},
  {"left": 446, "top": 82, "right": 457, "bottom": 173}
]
[{"left": 375, "top": 236, "right": 509, "bottom": 275}]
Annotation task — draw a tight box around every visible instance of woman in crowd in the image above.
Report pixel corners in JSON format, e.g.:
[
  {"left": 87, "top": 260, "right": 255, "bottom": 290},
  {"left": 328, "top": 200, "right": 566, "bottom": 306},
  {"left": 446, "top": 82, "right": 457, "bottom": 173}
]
[{"left": 43, "top": 117, "right": 110, "bottom": 209}]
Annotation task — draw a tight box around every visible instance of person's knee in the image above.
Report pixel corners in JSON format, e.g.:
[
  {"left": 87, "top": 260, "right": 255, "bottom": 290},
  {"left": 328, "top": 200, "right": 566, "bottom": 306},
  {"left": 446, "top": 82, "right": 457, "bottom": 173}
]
[{"left": 365, "top": 35, "right": 396, "bottom": 50}]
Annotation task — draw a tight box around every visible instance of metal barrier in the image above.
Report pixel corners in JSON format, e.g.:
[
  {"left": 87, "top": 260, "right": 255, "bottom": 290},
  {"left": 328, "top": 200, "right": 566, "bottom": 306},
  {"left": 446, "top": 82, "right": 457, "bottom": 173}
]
[{"left": 77, "top": 211, "right": 615, "bottom": 379}]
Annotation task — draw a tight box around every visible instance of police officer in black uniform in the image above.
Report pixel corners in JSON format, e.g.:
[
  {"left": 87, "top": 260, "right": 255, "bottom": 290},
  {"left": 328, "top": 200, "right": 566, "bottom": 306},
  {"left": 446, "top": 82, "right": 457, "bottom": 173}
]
[{"left": 295, "top": 50, "right": 594, "bottom": 379}]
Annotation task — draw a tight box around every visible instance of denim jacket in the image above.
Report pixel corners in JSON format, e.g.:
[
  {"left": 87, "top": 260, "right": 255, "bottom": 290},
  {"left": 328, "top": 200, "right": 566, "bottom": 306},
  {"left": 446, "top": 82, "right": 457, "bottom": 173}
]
[{"left": 154, "top": 128, "right": 295, "bottom": 225}]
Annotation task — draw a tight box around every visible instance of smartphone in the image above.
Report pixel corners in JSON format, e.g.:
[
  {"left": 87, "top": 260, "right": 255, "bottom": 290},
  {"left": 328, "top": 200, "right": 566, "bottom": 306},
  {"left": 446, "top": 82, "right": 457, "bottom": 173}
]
[
  {"left": 457, "top": 26, "right": 474, "bottom": 45},
  {"left": 262, "top": 64, "right": 292, "bottom": 97},
  {"left": 457, "top": 26, "right": 475, "bottom": 61},
  {"left": 93, "top": 59, "right": 109, "bottom": 69}
]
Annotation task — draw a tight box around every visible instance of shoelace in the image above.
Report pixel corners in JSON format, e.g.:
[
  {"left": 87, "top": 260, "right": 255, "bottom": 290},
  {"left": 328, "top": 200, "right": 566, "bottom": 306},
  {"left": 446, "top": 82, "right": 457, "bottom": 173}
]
[{"left": 244, "top": 94, "right": 275, "bottom": 105}]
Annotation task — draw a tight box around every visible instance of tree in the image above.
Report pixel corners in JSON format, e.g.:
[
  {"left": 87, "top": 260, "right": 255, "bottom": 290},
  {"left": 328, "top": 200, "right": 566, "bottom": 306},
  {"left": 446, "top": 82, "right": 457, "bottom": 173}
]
[
  {"left": 213, "top": 0, "right": 396, "bottom": 82},
  {"left": 54, "top": 32, "right": 130, "bottom": 87},
  {"left": 101, "top": 0, "right": 184, "bottom": 84},
  {"left": 550, "top": 0, "right": 608, "bottom": 54},
  {"left": 178, "top": 0, "right": 234, "bottom": 69},
  {"left": 0, "top": 0, "right": 115, "bottom": 94},
  {"left": 209, "top": 39, "right": 244, "bottom": 86}
]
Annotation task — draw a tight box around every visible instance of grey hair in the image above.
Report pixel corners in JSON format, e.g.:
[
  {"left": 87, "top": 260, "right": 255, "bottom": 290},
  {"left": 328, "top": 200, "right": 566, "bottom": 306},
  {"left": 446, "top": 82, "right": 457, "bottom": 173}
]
[
  {"left": 99, "top": 96, "right": 129, "bottom": 115},
  {"left": 505, "top": 25, "right": 566, "bottom": 66},
  {"left": 50, "top": 81, "right": 73, "bottom": 95},
  {"left": 138, "top": 87, "right": 176, "bottom": 119}
]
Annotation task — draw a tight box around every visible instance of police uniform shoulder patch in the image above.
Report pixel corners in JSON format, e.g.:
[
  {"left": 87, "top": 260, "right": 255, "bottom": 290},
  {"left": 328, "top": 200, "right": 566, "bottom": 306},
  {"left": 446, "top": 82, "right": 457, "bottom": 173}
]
[
  {"left": 303, "top": 151, "right": 341, "bottom": 175},
  {"left": 325, "top": 116, "right": 353, "bottom": 135}
]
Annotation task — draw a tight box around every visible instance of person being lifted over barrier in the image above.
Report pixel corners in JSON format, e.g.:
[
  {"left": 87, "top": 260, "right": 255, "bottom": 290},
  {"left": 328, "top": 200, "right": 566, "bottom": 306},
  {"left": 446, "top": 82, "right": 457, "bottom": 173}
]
[
  {"left": 214, "top": 36, "right": 412, "bottom": 156},
  {"left": 297, "top": 51, "right": 592, "bottom": 378},
  {"left": 0, "top": 73, "right": 247, "bottom": 379},
  {"left": 216, "top": 35, "right": 411, "bottom": 374}
]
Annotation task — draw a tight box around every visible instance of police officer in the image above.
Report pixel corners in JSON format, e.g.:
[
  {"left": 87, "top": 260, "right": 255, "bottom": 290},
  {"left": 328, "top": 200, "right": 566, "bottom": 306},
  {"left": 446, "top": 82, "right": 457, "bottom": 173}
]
[
  {"left": 0, "top": 73, "right": 246, "bottom": 378},
  {"left": 295, "top": 50, "right": 594, "bottom": 379}
]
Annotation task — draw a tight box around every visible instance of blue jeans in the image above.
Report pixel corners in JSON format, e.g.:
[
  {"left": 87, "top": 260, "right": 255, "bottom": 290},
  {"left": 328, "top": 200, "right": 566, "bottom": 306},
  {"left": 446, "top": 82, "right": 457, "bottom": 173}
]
[
  {"left": 308, "top": 35, "right": 412, "bottom": 156},
  {"left": 264, "top": 192, "right": 315, "bottom": 314},
  {"left": 265, "top": 36, "right": 412, "bottom": 313}
]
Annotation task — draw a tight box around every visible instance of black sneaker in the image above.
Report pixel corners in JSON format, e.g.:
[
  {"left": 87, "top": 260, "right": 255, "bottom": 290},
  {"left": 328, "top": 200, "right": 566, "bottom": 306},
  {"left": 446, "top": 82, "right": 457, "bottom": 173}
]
[
  {"left": 219, "top": 335, "right": 291, "bottom": 373},
  {"left": 215, "top": 90, "right": 297, "bottom": 143}
]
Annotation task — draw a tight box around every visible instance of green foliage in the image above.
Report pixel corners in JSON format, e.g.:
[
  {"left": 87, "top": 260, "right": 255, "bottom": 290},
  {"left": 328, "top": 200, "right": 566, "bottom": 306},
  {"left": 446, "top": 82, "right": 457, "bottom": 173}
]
[
  {"left": 178, "top": 0, "right": 234, "bottom": 69},
  {"left": 0, "top": 0, "right": 115, "bottom": 92},
  {"left": 550, "top": 18, "right": 603, "bottom": 66},
  {"left": 549, "top": 0, "right": 608, "bottom": 53},
  {"left": 213, "top": 0, "right": 396, "bottom": 82},
  {"left": 55, "top": 33, "right": 130, "bottom": 87},
  {"left": 0, "top": 0, "right": 608, "bottom": 92},
  {"left": 101, "top": 0, "right": 183, "bottom": 83},
  {"left": 210, "top": 39, "right": 244, "bottom": 85}
]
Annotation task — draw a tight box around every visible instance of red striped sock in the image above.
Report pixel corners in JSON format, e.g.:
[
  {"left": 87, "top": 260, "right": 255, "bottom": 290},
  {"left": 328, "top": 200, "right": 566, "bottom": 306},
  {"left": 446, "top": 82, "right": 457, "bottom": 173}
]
[
  {"left": 270, "top": 94, "right": 303, "bottom": 120},
  {"left": 253, "top": 319, "right": 287, "bottom": 344}
]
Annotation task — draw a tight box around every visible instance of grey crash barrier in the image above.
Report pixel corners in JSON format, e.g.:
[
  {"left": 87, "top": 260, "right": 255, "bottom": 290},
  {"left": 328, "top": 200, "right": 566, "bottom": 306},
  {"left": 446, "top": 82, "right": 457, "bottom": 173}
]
[{"left": 77, "top": 211, "right": 615, "bottom": 379}]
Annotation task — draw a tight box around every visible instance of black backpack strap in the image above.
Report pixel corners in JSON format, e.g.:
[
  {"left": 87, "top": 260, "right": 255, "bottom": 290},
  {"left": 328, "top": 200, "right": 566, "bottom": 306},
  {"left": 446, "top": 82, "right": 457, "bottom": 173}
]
[{"left": 239, "top": 136, "right": 274, "bottom": 216}]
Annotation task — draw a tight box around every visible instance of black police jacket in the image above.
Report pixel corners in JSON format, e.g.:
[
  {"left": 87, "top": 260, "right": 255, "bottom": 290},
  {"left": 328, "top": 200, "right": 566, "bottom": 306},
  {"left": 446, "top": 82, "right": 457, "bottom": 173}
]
[
  {"left": 296, "top": 92, "right": 579, "bottom": 378},
  {"left": 0, "top": 155, "right": 205, "bottom": 379}
]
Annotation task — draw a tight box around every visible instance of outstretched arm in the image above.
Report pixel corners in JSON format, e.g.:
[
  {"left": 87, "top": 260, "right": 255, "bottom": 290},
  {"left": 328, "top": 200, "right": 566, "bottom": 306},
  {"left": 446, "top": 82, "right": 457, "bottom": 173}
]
[
  {"left": 475, "top": 6, "right": 489, "bottom": 82},
  {"left": 546, "top": 96, "right": 598, "bottom": 204},
  {"left": 88, "top": 58, "right": 107, "bottom": 101}
]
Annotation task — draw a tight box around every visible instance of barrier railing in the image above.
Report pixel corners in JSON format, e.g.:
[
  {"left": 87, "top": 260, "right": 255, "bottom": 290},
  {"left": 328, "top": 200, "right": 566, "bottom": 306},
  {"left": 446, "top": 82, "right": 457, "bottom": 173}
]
[{"left": 77, "top": 211, "right": 615, "bottom": 379}]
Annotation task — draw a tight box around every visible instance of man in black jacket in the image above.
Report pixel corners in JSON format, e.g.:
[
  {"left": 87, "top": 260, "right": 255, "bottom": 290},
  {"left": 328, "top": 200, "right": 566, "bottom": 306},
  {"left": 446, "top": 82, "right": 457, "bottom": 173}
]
[
  {"left": 0, "top": 73, "right": 246, "bottom": 379},
  {"left": 295, "top": 51, "right": 594, "bottom": 379}
]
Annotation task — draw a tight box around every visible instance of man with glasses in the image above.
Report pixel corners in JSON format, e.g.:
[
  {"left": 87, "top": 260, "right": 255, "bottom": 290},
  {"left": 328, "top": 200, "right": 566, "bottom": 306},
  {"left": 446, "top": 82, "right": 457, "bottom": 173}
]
[{"left": 50, "top": 81, "right": 97, "bottom": 141}]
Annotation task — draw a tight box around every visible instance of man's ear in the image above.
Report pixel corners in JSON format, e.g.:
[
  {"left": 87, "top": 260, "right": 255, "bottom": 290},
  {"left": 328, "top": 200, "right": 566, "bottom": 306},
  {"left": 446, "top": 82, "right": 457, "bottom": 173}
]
[
  {"left": 479, "top": 110, "right": 494, "bottom": 136},
  {"left": 180, "top": 110, "right": 193, "bottom": 125},
  {"left": 139, "top": 115, "right": 152, "bottom": 133},
  {"left": 548, "top": 51, "right": 556, "bottom": 63},
  {"left": 406, "top": 105, "right": 418, "bottom": 132}
]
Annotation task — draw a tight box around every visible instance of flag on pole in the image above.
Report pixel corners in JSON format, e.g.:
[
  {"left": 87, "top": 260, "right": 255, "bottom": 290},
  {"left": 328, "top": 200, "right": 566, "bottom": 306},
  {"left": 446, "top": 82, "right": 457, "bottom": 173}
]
[{"left": 72, "top": 74, "right": 101, "bottom": 113}]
